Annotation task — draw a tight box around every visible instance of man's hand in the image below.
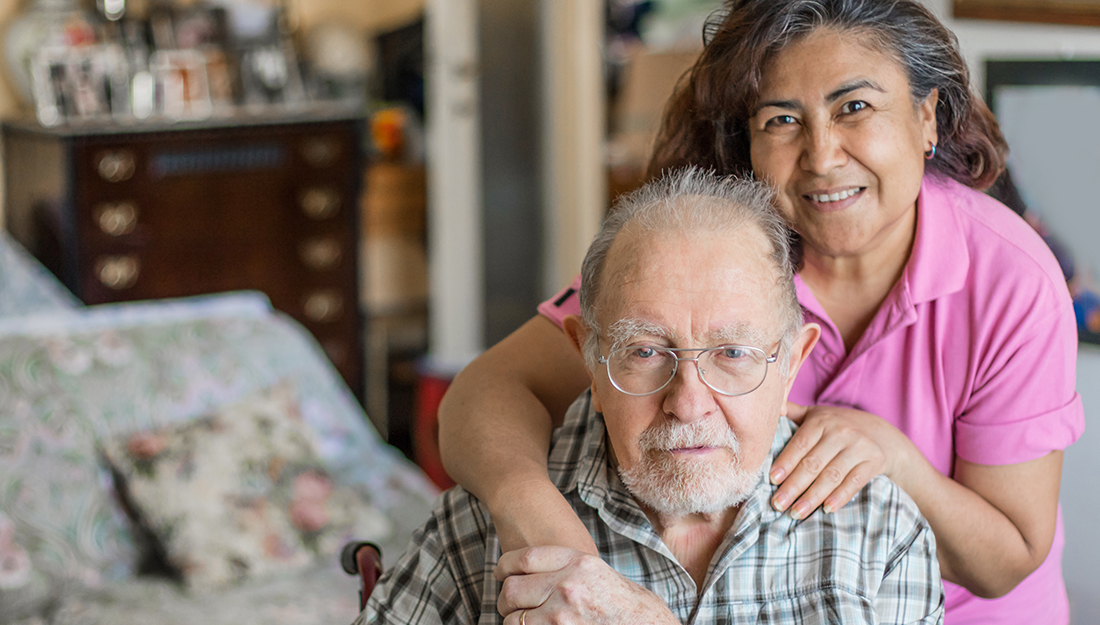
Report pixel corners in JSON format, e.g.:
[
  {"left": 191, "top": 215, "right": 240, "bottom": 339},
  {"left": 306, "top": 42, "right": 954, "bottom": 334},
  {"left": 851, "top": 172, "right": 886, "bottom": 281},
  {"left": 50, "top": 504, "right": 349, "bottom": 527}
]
[
  {"left": 771, "top": 402, "right": 917, "bottom": 518},
  {"left": 494, "top": 546, "right": 680, "bottom": 625}
]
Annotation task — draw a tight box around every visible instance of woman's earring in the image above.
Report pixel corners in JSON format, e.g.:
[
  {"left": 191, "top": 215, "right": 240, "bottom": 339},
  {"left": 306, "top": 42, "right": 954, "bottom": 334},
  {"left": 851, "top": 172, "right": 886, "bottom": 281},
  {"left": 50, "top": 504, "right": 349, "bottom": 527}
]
[{"left": 924, "top": 143, "right": 937, "bottom": 160}]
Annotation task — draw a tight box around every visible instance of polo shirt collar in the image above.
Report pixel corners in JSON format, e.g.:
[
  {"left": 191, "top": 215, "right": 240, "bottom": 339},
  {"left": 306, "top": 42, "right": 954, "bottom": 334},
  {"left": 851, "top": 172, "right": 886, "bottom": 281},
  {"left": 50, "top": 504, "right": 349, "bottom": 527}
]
[{"left": 905, "top": 173, "right": 971, "bottom": 305}]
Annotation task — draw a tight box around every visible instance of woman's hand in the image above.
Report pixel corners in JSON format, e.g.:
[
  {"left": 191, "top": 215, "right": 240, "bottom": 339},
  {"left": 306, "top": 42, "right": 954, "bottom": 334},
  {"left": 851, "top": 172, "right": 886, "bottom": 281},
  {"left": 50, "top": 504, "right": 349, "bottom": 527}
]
[
  {"left": 770, "top": 402, "right": 917, "bottom": 519},
  {"left": 494, "top": 546, "right": 679, "bottom": 625}
]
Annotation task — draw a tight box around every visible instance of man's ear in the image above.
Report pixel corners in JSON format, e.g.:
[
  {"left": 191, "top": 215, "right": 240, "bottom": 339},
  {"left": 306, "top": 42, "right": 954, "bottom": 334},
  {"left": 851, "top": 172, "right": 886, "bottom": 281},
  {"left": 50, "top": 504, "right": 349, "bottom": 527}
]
[
  {"left": 781, "top": 322, "right": 820, "bottom": 402},
  {"left": 562, "top": 315, "right": 602, "bottom": 411},
  {"left": 562, "top": 315, "right": 589, "bottom": 357}
]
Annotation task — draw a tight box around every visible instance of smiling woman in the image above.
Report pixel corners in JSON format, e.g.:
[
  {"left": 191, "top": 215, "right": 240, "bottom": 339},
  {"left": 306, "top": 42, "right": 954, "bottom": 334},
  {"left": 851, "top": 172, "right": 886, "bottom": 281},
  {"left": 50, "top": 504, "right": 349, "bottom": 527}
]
[
  {"left": 435, "top": 2, "right": 1085, "bottom": 624},
  {"left": 748, "top": 29, "right": 935, "bottom": 292}
]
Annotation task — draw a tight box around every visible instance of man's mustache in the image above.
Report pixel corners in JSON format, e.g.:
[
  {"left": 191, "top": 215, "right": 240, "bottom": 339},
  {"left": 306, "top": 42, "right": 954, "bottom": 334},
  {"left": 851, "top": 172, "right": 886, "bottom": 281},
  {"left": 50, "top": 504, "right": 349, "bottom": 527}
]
[{"left": 637, "top": 419, "right": 740, "bottom": 454}]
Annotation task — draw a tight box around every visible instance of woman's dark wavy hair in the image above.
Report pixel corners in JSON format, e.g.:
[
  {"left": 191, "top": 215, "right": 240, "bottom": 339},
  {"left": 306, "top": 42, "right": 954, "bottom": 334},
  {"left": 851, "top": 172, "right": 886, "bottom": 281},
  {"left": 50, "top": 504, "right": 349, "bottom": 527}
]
[{"left": 647, "top": 0, "right": 1008, "bottom": 191}]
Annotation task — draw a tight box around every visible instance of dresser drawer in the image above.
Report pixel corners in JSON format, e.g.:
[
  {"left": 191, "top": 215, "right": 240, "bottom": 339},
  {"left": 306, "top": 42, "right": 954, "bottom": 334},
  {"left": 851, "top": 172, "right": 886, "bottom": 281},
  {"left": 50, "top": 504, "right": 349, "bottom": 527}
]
[{"left": 3, "top": 117, "right": 366, "bottom": 399}]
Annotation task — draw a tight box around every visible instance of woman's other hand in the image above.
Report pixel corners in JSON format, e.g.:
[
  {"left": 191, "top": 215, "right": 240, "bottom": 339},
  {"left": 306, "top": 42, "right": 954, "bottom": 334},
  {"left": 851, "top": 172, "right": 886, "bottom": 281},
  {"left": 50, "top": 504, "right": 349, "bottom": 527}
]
[{"left": 769, "top": 402, "right": 917, "bottom": 518}]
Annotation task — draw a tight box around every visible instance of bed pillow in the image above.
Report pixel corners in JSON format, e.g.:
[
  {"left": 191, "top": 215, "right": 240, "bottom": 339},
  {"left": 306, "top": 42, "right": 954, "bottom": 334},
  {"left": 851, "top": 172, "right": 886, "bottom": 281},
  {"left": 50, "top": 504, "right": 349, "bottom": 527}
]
[
  {"left": 100, "top": 381, "right": 388, "bottom": 590},
  {"left": 0, "top": 512, "right": 59, "bottom": 624}
]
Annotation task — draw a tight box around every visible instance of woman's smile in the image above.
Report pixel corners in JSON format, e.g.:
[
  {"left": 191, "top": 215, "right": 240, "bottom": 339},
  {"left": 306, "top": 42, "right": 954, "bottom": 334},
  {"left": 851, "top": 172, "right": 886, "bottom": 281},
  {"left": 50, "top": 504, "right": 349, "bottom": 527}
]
[{"left": 804, "top": 186, "right": 866, "bottom": 212}]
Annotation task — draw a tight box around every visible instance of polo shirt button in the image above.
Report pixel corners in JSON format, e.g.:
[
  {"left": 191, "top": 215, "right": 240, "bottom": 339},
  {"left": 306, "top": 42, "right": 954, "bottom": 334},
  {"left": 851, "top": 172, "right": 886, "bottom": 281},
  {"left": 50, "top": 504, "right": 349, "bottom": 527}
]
[{"left": 823, "top": 353, "right": 837, "bottom": 366}]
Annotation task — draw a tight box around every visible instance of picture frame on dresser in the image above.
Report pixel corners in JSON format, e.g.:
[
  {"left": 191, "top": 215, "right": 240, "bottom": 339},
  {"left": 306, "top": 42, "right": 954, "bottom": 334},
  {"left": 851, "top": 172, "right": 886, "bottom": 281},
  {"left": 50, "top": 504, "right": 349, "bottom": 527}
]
[{"left": 31, "top": 46, "right": 117, "bottom": 126}]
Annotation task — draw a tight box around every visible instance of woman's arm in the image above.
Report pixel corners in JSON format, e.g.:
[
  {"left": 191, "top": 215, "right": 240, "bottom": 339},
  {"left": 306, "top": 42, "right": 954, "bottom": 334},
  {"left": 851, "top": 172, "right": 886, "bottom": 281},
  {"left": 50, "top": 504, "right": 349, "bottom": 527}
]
[
  {"left": 437, "top": 315, "right": 597, "bottom": 554},
  {"left": 770, "top": 405, "right": 1061, "bottom": 597},
  {"left": 906, "top": 450, "right": 1061, "bottom": 598}
]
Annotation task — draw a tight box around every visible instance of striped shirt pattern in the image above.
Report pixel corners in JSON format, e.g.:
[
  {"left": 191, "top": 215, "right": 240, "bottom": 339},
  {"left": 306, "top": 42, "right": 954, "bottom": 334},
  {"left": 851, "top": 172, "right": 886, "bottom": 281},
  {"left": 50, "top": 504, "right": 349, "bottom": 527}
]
[{"left": 356, "top": 392, "right": 944, "bottom": 624}]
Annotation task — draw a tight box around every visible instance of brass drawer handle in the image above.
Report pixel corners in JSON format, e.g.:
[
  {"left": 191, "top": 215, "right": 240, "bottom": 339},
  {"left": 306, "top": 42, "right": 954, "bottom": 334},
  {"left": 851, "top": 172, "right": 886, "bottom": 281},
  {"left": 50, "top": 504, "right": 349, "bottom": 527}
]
[
  {"left": 96, "top": 255, "right": 141, "bottom": 289},
  {"left": 94, "top": 202, "right": 139, "bottom": 236},
  {"left": 303, "top": 290, "right": 344, "bottom": 322},
  {"left": 301, "top": 137, "right": 341, "bottom": 168},
  {"left": 299, "top": 237, "right": 343, "bottom": 270},
  {"left": 96, "top": 150, "right": 137, "bottom": 183},
  {"left": 299, "top": 187, "right": 341, "bottom": 220}
]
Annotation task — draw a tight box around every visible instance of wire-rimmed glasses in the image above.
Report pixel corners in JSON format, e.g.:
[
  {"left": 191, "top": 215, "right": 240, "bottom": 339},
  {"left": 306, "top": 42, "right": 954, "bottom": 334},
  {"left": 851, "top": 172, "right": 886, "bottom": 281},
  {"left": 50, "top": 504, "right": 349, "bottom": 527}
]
[{"left": 597, "top": 343, "right": 778, "bottom": 397}]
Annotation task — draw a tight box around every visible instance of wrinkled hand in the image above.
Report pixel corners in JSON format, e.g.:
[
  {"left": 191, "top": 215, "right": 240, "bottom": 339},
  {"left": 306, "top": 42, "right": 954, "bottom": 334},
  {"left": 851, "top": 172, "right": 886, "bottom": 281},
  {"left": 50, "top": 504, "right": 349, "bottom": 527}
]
[
  {"left": 771, "top": 402, "right": 912, "bottom": 519},
  {"left": 494, "top": 547, "right": 680, "bottom": 625}
]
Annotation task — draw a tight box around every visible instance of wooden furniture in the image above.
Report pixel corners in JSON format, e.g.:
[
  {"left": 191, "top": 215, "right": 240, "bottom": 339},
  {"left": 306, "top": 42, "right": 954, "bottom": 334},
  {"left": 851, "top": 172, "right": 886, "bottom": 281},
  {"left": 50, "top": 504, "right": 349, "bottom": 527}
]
[{"left": 2, "top": 114, "right": 366, "bottom": 397}]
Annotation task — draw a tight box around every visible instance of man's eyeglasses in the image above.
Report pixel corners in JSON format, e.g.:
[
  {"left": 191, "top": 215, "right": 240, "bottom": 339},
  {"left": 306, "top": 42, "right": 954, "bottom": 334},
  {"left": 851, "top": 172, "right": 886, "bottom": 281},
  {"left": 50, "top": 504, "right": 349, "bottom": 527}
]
[{"left": 597, "top": 344, "right": 778, "bottom": 397}]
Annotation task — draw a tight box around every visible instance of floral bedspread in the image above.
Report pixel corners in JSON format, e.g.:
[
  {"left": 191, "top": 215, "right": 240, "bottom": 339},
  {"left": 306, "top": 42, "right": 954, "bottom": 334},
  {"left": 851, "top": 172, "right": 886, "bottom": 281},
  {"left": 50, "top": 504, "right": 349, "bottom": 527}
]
[{"left": 0, "top": 235, "right": 439, "bottom": 625}]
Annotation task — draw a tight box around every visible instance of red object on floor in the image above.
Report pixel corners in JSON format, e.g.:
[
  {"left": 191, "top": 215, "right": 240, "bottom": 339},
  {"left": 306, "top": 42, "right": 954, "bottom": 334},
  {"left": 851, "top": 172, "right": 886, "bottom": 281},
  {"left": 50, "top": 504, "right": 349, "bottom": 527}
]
[{"left": 414, "top": 370, "right": 457, "bottom": 490}]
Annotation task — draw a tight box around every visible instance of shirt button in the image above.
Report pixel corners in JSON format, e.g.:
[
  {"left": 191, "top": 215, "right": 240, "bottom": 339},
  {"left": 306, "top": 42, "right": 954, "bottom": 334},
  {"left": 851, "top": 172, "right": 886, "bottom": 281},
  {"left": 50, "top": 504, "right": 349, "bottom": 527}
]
[{"left": 823, "top": 353, "right": 838, "bottom": 366}]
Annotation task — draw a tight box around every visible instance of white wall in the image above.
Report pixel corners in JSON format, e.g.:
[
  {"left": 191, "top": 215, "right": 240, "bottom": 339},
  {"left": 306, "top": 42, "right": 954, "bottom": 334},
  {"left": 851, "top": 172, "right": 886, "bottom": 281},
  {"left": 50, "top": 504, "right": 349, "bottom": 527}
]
[
  {"left": 924, "top": 0, "right": 1100, "bottom": 87},
  {"left": 425, "top": 0, "right": 484, "bottom": 372},
  {"left": 1064, "top": 349, "right": 1100, "bottom": 624},
  {"left": 540, "top": 0, "right": 606, "bottom": 298}
]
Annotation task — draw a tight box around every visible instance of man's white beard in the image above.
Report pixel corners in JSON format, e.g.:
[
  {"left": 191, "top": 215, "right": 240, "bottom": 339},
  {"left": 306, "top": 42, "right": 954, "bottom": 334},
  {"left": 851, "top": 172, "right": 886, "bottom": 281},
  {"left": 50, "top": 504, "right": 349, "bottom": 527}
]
[{"left": 617, "top": 418, "right": 762, "bottom": 517}]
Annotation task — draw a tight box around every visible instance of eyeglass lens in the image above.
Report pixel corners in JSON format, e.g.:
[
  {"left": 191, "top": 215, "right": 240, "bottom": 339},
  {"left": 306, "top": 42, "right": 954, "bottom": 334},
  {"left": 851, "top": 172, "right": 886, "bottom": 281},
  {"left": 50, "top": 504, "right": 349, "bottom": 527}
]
[{"left": 607, "top": 345, "right": 768, "bottom": 396}]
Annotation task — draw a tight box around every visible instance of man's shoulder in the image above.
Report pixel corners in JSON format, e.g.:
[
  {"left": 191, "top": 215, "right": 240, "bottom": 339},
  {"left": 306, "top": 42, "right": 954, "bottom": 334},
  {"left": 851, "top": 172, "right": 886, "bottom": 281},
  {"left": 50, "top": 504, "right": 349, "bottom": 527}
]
[
  {"left": 358, "top": 485, "right": 496, "bottom": 624},
  {"left": 775, "top": 419, "right": 931, "bottom": 550},
  {"left": 829, "top": 473, "right": 932, "bottom": 557},
  {"left": 856, "top": 474, "right": 925, "bottom": 523},
  {"left": 548, "top": 391, "right": 607, "bottom": 488},
  {"left": 430, "top": 485, "right": 494, "bottom": 543},
  {"left": 397, "top": 484, "right": 495, "bottom": 577}
]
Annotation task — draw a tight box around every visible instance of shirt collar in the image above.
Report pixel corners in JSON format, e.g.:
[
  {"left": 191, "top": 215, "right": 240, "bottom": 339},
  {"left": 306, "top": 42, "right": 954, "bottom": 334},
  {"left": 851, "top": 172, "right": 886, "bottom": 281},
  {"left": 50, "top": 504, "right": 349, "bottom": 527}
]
[{"left": 904, "top": 173, "right": 971, "bottom": 305}]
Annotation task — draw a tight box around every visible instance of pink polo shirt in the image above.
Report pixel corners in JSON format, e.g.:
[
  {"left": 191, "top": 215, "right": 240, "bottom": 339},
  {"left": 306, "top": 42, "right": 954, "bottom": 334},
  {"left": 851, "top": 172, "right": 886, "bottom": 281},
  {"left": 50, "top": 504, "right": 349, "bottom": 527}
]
[{"left": 538, "top": 174, "right": 1085, "bottom": 624}]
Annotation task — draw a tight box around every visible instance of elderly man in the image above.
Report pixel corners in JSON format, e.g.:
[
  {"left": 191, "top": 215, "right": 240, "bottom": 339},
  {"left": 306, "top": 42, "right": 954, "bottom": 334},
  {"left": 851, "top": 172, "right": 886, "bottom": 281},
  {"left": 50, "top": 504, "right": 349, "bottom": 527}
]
[{"left": 356, "top": 168, "right": 944, "bottom": 624}]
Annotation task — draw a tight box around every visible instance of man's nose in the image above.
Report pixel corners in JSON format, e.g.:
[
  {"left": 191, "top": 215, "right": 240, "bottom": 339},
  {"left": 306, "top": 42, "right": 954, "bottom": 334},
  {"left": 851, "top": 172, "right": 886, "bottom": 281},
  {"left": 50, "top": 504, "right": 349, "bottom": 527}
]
[{"left": 661, "top": 358, "right": 718, "bottom": 423}]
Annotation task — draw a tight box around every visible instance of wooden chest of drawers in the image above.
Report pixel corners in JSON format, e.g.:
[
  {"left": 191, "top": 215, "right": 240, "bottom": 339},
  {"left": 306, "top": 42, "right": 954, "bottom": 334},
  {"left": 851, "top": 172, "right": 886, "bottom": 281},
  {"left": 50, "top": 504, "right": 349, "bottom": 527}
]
[{"left": 2, "top": 115, "right": 365, "bottom": 398}]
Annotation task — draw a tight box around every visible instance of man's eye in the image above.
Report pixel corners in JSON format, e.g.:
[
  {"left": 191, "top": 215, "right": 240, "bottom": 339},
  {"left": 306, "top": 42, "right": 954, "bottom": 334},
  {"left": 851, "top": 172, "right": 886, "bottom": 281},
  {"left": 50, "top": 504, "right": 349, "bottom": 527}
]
[
  {"left": 721, "top": 347, "right": 747, "bottom": 359},
  {"left": 633, "top": 347, "right": 658, "bottom": 359},
  {"left": 840, "top": 100, "right": 868, "bottom": 115}
]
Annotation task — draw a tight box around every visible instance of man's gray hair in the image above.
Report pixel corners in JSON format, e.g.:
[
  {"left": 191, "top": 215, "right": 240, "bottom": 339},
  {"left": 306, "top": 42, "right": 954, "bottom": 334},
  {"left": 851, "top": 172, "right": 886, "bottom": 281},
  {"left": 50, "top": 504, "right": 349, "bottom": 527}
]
[{"left": 578, "top": 167, "right": 802, "bottom": 373}]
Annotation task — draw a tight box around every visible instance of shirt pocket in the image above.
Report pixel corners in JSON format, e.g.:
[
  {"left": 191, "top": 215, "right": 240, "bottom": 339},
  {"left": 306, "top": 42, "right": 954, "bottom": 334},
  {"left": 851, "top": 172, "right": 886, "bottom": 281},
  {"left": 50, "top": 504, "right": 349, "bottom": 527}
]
[{"left": 719, "top": 584, "right": 875, "bottom": 624}]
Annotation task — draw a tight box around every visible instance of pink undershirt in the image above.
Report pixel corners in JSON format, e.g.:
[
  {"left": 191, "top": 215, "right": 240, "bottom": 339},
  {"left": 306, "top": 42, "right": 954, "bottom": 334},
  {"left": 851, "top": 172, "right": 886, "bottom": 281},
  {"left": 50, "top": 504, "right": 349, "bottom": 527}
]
[{"left": 538, "top": 175, "right": 1084, "bottom": 624}]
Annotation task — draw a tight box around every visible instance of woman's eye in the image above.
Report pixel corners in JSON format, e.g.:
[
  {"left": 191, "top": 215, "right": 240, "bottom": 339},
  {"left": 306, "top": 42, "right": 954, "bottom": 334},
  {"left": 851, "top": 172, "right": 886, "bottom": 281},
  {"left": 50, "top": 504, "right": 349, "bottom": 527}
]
[
  {"left": 765, "top": 114, "right": 797, "bottom": 128},
  {"left": 839, "top": 100, "right": 869, "bottom": 115}
]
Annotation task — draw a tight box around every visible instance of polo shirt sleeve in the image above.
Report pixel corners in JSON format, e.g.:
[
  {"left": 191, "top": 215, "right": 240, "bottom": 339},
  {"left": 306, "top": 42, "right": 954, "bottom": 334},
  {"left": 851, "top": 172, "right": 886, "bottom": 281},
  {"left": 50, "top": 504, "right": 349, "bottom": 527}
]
[
  {"left": 954, "top": 291, "right": 1085, "bottom": 466},
  {"left": 537, "top": 274, "right": 583, "bottom": 328}
]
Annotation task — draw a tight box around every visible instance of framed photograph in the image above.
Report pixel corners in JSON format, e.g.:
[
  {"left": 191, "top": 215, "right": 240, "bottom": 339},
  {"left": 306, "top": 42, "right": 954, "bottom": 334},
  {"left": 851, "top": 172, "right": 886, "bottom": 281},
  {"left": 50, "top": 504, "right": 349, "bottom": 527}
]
[
  {"left": 151, "top": 49, "right": 213, "bottom": 120},
  {"left": 31, "top": 46, "right": 117, "bottom": 126},
  {"left": 953, "top": 0, "right": 1100, "bottom": 26},
  {"left": 238, "top": 41, "right": 306, "bottom": 109},
  {"left": 31, "top": 48, "right": 70, "bottom": 126}
]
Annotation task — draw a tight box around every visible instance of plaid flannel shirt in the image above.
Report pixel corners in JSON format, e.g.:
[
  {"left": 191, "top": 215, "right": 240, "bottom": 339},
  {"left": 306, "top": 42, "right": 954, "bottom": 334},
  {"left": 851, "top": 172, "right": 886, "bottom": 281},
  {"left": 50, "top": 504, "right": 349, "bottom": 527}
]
[{"left": 356, "top": 391, "right": 944, "bottom": 624}]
